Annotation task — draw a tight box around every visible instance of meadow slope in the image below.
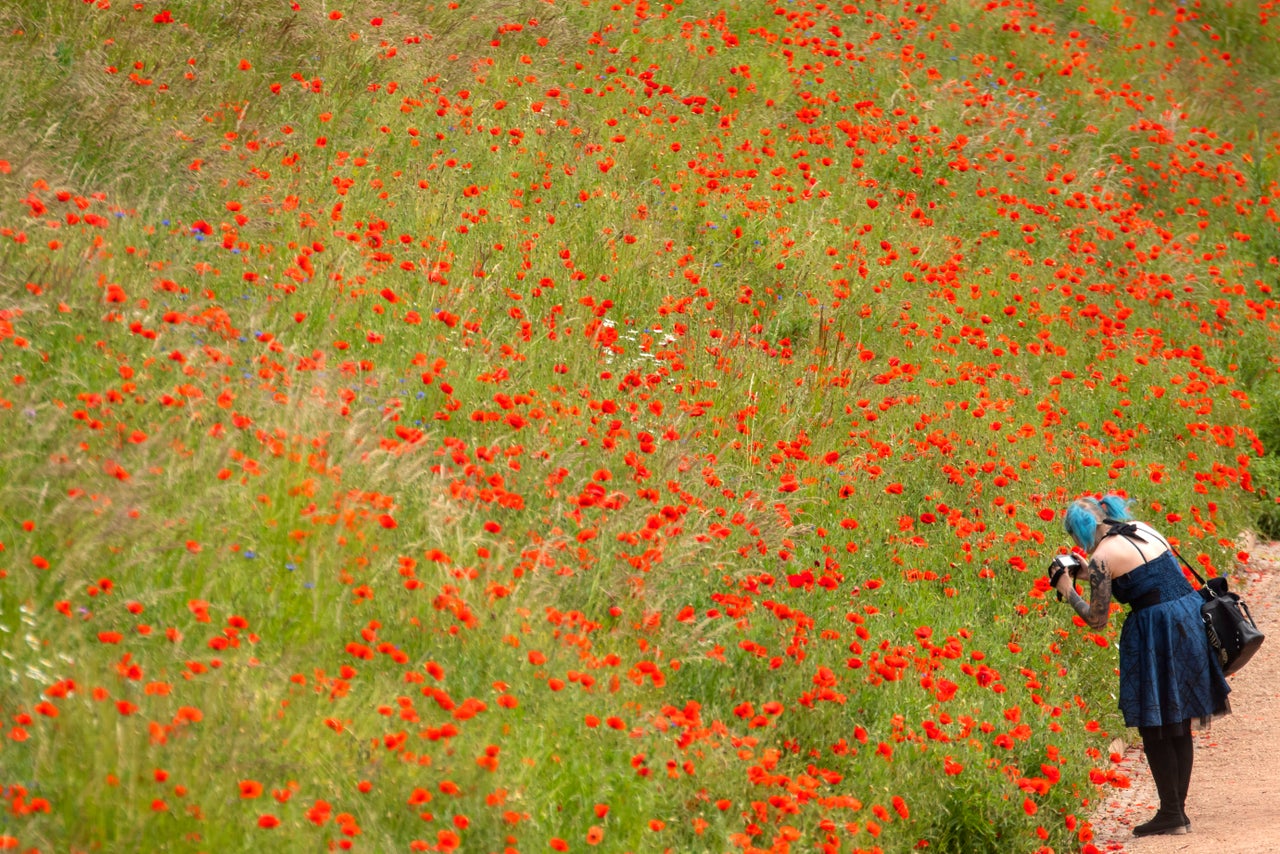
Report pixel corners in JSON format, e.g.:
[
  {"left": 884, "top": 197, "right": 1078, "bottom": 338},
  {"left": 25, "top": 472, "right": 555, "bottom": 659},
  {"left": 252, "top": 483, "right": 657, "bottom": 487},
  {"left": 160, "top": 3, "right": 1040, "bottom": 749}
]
[{"left": 1, "top": 2, "right": 1278, "bottom": 852}]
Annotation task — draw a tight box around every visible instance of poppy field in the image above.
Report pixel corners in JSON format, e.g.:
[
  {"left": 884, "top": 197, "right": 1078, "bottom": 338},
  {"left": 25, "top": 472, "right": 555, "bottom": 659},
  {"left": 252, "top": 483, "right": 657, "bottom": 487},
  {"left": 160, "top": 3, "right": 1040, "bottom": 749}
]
[{"left": 2, "top": 1, "right": 1279, "bottom": 851}]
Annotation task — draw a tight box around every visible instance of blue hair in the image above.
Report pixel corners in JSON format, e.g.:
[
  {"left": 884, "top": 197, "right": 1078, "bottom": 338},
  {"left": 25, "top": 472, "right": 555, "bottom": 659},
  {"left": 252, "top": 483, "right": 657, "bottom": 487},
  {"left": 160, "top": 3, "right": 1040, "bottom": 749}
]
[
  {"left": 1063, "top": 494, "right": 1133, "bottom": 550},
  {"left": 1063, "top": 503, "right": 1098, "bottom": 550},
  {"left": 1098, "top": 494, "right": 1131, "bottom": 522}
]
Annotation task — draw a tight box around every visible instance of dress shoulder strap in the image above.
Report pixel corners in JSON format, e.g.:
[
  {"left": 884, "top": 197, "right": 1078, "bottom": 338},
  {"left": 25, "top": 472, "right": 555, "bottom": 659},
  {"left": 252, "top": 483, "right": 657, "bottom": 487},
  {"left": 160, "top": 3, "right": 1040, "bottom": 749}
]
[{"left": 1099, "top": 520, "right": 1170, "bottom": 560}]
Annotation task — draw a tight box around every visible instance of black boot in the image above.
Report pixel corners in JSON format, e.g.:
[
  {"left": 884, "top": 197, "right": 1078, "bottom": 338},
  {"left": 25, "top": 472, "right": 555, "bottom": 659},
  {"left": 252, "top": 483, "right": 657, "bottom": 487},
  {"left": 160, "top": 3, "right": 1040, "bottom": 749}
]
[
  {"left": 1133, "top": 810, "right": 1189, "bottom": 837},
  {"left": 1136, "top": 730, "right": 1189, "bottom": 837}
]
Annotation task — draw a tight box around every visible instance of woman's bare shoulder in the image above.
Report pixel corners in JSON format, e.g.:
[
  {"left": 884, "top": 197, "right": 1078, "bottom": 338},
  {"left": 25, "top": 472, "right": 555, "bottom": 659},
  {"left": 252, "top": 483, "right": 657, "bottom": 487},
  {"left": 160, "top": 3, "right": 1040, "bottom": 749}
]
[
  {"left": 1089, "top": 537, "right": 1131, "bottom": 570},
  {"left": 1090, "top": 536, "right": 1120, "bottom": 558}
]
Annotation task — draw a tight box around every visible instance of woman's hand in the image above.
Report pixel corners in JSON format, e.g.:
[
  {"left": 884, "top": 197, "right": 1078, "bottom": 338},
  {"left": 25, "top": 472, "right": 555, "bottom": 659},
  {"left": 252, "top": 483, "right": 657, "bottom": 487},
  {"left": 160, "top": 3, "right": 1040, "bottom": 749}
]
[
  {"left": 1054, "top": 569, "right": 1078, "bottom": 598},
  {"left": 1047, "top": 553, "right": 1084, "bottom": 599}
]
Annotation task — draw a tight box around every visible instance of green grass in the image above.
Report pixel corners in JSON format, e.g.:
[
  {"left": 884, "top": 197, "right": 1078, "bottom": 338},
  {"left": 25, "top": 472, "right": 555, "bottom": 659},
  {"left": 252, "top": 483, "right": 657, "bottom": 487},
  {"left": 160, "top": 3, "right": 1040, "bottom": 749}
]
[{"left": 1, "top": 1, "right": 1279, "bottom": 852}]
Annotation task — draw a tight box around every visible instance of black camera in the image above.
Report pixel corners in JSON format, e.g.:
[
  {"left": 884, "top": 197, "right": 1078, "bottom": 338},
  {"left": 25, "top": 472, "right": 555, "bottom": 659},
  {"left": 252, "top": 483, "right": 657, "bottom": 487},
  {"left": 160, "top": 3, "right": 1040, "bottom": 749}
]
[{"left": 1047, "top": 553, "right": 1085, "bottom": 589}]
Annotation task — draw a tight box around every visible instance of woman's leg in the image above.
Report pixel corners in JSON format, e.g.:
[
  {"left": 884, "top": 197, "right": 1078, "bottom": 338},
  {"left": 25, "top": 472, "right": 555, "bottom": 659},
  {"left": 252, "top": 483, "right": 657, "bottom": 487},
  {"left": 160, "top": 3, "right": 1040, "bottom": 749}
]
[
  {"left": 1136, "top": 726, "right": 1189, "bottom": 836},
  {"left": 1172, "top": 729, "right": 1194, "bottom": 824}
]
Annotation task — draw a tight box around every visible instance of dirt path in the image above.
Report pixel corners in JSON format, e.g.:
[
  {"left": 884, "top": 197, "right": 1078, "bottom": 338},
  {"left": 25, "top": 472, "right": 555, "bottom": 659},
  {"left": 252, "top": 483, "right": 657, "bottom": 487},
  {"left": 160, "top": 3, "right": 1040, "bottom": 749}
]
[{"left": 1087, "top": 538, "right": 1280, "bottom": 852}]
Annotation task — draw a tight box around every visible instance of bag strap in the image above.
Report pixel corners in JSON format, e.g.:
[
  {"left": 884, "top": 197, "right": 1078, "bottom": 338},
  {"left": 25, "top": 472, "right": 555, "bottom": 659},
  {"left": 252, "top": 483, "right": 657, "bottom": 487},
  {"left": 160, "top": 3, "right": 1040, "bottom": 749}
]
[
  {"left": 1166, "top": 544, "right": 1215, "bottom": 595},
  {"left": 1237, "top": 597, "right": 1259, "bottom": 629}
]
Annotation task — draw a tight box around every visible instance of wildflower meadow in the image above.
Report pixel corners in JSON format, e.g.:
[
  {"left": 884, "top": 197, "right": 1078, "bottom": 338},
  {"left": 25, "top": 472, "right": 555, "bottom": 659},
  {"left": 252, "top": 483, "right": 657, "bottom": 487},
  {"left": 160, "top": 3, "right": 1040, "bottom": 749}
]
[{"left": 2, "top": 1, "right": 1278, "bottom": 852}]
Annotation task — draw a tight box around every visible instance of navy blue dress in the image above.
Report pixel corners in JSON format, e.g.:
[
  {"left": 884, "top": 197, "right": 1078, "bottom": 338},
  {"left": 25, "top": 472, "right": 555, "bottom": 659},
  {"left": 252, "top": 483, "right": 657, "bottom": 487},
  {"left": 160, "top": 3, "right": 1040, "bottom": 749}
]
[{"left": 1111, "top": 550, "right": 1231, "bottom": 729}]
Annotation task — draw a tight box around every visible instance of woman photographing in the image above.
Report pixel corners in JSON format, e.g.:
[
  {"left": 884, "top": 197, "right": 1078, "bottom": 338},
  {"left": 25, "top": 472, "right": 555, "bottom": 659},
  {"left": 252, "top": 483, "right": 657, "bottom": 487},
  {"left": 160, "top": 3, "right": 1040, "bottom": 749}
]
[{"left": 1050, "top": 493, "right": 1231, "bottom": 837}]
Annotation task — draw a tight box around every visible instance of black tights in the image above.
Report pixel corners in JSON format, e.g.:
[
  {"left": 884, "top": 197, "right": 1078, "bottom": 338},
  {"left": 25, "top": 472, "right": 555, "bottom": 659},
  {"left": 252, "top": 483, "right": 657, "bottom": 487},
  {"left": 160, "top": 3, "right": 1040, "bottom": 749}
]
[{"left": 1140, "top": 724, "right": 1194, "bottom": 820}]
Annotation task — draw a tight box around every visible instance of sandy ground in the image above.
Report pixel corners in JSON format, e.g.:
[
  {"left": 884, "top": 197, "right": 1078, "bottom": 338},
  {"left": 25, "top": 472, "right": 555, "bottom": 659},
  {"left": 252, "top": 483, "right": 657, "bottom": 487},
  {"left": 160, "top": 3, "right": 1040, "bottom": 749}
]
[{"left": 1086, "top": 537, "right": 1280, "bottom": 853}]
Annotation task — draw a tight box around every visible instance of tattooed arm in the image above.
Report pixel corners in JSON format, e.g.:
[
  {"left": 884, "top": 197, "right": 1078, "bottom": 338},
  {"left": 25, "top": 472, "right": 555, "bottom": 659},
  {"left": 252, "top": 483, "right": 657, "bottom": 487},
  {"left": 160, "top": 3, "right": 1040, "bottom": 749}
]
[{"left": 1058, "top": 560, "right": 1111, "bottom": 629}]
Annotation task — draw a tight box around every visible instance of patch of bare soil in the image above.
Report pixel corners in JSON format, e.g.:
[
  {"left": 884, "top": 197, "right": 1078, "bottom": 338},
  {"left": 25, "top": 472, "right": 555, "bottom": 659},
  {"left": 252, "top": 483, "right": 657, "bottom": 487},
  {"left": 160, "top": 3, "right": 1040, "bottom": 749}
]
[{"left": 1086, "top": 538, "right": 1280, "bottom": 853}]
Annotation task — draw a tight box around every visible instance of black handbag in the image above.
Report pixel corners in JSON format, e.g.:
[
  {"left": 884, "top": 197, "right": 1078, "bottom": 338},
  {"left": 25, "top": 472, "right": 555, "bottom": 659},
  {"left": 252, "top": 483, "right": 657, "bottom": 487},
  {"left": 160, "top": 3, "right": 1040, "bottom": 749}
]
[{"left": 1173, "top": 549, "right": 1265, "bottom": 677}]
